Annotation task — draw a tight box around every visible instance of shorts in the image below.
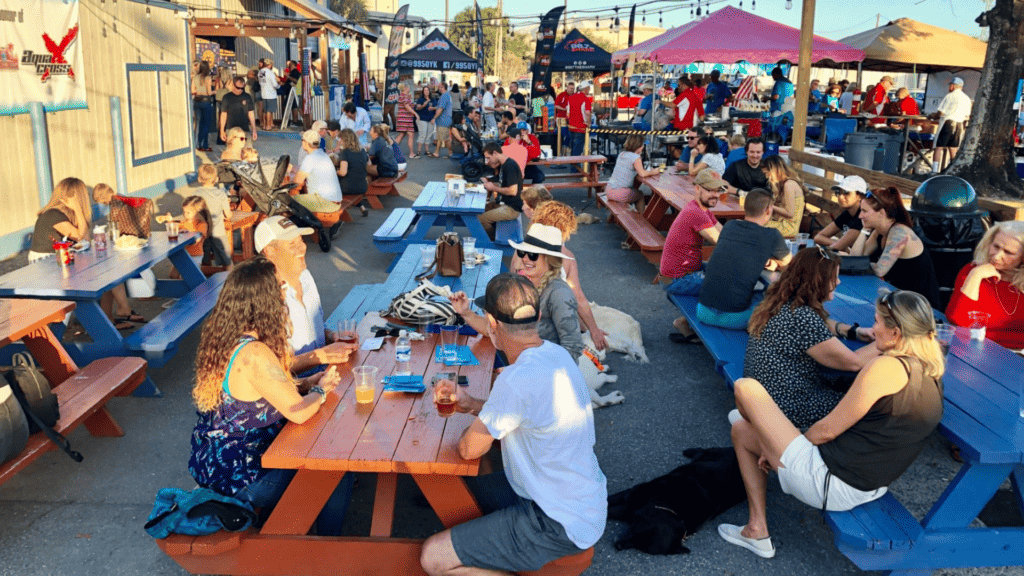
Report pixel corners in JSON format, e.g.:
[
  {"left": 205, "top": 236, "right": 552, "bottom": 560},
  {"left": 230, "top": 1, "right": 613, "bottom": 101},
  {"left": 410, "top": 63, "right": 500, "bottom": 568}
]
[
  {"left": 292, "top": 193, "right": 342, "bottom": 213},
  {"left": 417, "top": 120, "right": 436, "bottom": 144},
  {"left": 436, "top": 125, "right": 451, "bottom": 142},
  {"left": 936, "top": 121, "right": 964, "bottom": 148},
  {"left": 696, "top": 294, "right": 762, "bottom": 330},
  {"left": 606, "top": 187, "right": 643, "bottom": 204},
  {"left": 665, "top": 271, "right": 704, "bottom": 297},
  {"left": 777, "top": 435, "right": 887, "bottom": 512},
  {"left": 451, "top": 474, "right": 583, "bottom": 572},
  {"left": 263, "top": 98, "right": 278, "bottom": 113}
]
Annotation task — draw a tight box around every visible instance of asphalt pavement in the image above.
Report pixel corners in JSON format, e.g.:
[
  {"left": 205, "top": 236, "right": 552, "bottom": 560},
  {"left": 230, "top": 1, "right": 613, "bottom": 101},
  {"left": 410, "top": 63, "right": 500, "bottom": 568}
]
[{"left": 0, "top": 134, "right": 1018, "bottom": 576}]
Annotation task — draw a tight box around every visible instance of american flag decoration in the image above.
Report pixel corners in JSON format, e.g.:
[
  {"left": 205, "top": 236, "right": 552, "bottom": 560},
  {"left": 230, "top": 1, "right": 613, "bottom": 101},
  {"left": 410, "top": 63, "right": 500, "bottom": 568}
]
[
  {"left": 302, "top": 47, "right": 312, "bottom": 115},
  {"left": 735, "top": 75, "right": 756, "bottom": 102}
]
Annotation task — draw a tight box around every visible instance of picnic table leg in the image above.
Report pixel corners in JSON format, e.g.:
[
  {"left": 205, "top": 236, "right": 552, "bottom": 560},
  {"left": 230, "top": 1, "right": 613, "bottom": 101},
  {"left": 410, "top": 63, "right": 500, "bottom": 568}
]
[
  {"left": 261, "top": 469, "right": 347, "bottom": 536},
  {"left": 1012, "top": 467, "right": 1024, "bottom": 520},
  {"left": 22, "top": 325, "right": 78, "bottom": 386},
  {"left": 921, "top": 462, "right": 1015, "bottom": 529},
  {"left": 411, "top": 213, "right": 439, "bottom": 242},
  {"left": 67, "top": 300, "right": 161, "bottom": 397},
  {"left": 82, "top": 407, "right": 126, "bottom": 437},
  {"left": 370, "top": 472, "right": 398, "bottom": 537},
  {"left": 412, "top": 474, "right": 482, "bottom": 529},
  {"left": 168, "top": 248, "right": 207, "bottom": 290}
]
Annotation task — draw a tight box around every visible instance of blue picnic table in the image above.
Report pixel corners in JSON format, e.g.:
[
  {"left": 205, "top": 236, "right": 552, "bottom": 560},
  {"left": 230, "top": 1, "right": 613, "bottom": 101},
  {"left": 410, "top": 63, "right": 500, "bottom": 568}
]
[
  {"left": 0, "top": 232, "right": 226, "bottom": 396},
  {"left": 327, "top": 244, "right": 504, "bottom": 330}
]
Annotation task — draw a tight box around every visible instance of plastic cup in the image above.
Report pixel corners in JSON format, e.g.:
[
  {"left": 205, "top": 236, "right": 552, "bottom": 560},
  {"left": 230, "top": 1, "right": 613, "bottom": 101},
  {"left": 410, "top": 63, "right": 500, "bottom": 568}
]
[
  {"left": 415, "top": 308, "right": 433, "bottom": 335},
  {"left": 935, "top": 324, "right": 955, "bottom": 357},
  {"left": 796, "top": 233, "right": 809, "bottom": 250},
  {"left": 336, "top": 319, "right": 358, "bottom": 345},
  {"left": 420, "top": 245, "right": 435, "bottom": 268},
  {"left": 441, "top": 325, "right": 459, "bottom": 364},
  {"left": 434, "top": 378, "right": 456, "bottom": 418},
  {"left": 463, "top": 237, "right": 477, "bottom": 258},
  {"left": 968, "top": 311, "right": 990, "bottom": 342},
  {"left": 167, "top": 221, "right": 180, "bottom": 241},
  {"left": 353, "top": 365, "right": 377, "bottom": 404}
]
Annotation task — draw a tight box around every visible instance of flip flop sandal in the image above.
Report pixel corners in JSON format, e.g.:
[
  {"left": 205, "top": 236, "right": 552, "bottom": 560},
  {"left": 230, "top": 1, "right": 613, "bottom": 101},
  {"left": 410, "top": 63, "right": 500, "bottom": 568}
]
[
  {"left": 115, "top": 321, "right": 135, "bottom": 330},
  {"left": 115, "top": 310, "right": 147, "bottom": 324},
  {"left": 669, "top": 333, "right": 701, "bottom": 344}
]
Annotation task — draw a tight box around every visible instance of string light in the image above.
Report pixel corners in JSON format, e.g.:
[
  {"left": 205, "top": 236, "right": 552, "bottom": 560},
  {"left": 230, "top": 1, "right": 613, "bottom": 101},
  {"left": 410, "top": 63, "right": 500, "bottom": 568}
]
[
  {"left": 690, "top": 7, "right": 694, "bottom": 17},
  {"left": 190, "top": 16, "right": 197, "bottom": 29},
  {"left": 696, "top": 5, "right": 701, "bottom": 16},
  {"left": 659, "top": 11, "right": 663, "bottom": 26},
  {"left": 642, "top": 12, "right": 646, "bottom": 25},
  {"left": 785, "top": 0, "right": 792, "bottom": 9},
  {"left": 145, "top": 3, "right": 151, "bottom": 18},
  {"left": 289, "top": 27, "right": 295, "bottom": 40},
  {"left": 752, "top": 0, "right": 756, "bottom": 10}
]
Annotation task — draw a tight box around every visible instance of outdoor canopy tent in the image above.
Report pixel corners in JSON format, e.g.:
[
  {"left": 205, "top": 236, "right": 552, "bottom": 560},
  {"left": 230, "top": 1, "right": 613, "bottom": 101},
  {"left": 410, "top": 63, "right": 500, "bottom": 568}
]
[
  {"left": 550, "top": 29, "right": 612, "bottom": 72},
  {"left": 612, "top": 6, "right": 864, "bottom": 66},
  {"left": 394, "top": 29, "right": 481, "bottom": 73},
  {"left": 838, "top": 18, "right": 986, "bottom": 73}
]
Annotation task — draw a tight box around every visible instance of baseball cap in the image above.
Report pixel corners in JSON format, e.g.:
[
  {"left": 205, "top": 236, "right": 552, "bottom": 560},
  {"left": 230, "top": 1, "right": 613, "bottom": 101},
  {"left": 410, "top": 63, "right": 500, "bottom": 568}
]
[
  {"left": 577, "top": 80, "right": 592, "bottom": 90},
  {"left": 301, "top": 130, "right": 321, "bottom": 145},
  {"left": 693, "top": 168, "right": 727, "bottom": 191},
  {"left": 311, "top": 120, "right": 328, "bottom": 132},
  {"left": 831, "top": 175, "right": 868, "bottom": 195},
  {"left": 880, "top": 75, "right": 894, "bottom": 84},
  {"left": 506, "top": 126, "right": 521, "bottom": 138},
  {"left": 255, "top": 216, "right": 314, "bottom": 253},
  {"left": 950, "top": 77, "right": 964, "bottom": 87},
  {"left": 473, "top": 273, "right": 541, "bottom": 325}
]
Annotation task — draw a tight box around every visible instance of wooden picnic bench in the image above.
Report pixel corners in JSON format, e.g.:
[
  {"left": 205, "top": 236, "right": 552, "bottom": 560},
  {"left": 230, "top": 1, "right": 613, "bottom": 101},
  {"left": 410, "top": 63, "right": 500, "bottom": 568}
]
[
  {"left": 226, "top": 211, "right": 260, "bottom": 263},
  {"left": 0, "top": 299, "right": 147, "bottom": 485},
  {"left": 366, "top": 171, "right": 408, "bottom": 209},
  {"left": 528, "top": 155, "right": 607, "bottom": 197}
]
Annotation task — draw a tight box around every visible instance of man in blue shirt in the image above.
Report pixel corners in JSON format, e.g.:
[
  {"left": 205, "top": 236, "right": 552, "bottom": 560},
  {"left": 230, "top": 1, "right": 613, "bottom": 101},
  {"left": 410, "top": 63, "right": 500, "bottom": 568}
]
[
  {"left": 704, "top": 70, "right": 731, "bottom": 115},
  {"left": 769, "top": 67, "right": 794, "bottom": 114},
  {"left": 431, "top": 82, "right": 454, "bottom": 157},
  {"left": 633, "top": 83, "right": 655, "bottom": 131}
]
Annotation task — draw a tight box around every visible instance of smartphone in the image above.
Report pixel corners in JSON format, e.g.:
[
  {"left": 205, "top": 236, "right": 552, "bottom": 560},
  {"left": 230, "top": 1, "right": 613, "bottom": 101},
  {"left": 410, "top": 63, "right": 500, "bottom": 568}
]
[{"left": 457, "top": 375, "right": 469, "bottom": 387}]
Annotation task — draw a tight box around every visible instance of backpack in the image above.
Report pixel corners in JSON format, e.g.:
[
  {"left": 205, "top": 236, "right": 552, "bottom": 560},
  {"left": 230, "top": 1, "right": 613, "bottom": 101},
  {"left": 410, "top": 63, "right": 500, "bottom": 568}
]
[
  {"left": 0, "top": 381, "right": 29, "bottom": 465},
  {"left": 2, "top": 353, "right": 82, "bottom": 463},
  {"left": 144, "top": 487, "right": 257, "bottom": 539}
]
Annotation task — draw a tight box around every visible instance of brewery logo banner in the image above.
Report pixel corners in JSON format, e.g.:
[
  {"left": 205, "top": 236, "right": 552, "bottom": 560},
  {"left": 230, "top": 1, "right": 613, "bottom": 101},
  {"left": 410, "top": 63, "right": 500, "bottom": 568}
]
[
  {"left": 529, "top": 6, "right": 564, "bottom": 98},
  {"left": 383, "top": 4, "right": 410, "bottom": 107},
  {"left": 0, "top": 0, "right": 87, "bottom": 116}
]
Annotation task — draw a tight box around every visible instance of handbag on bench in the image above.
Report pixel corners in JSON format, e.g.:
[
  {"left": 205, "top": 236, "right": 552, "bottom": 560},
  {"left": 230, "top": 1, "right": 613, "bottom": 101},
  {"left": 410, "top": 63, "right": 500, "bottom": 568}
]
[{"left": 416, "top": 232, "right": 464, "bottom": 280}]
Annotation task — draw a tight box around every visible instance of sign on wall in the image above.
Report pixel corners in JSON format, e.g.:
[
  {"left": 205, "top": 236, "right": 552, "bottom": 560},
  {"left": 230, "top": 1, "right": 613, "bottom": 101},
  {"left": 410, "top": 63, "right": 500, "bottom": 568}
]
[{"left": 0, "top": 0, "right": 87, "bottom": 115}]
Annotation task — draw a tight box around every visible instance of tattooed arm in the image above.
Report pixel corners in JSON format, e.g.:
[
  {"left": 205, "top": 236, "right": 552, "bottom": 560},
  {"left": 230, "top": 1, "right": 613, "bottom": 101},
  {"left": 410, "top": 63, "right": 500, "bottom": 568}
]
[
  {"left": 871, "top": 224, "right": 911, "bottom": 277},
  {"left": 239, "top": 343, "right": 333, "bottom": 424}
]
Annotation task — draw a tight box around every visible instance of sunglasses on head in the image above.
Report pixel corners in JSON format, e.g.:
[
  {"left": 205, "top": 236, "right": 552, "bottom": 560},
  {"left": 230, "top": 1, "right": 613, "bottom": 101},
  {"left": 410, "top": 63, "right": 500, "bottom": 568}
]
[
  {"left": 880, "top": 289, "right": 904, "bottom": 329},
  {"left": 817, "top": 244, "right": 835, "bottom": 261},
  {"left": 515, "top": 249, "right": 541, "bottom": 261}
]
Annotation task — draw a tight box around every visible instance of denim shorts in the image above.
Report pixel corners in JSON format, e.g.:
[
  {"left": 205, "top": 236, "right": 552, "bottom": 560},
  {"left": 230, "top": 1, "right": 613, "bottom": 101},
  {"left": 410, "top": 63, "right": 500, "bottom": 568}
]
[
  {"left": 451, "top": 473, "right": 583, "bottom": 572},
  {"left": 664, "top": 271, "right": 704, "bottom": 298}
]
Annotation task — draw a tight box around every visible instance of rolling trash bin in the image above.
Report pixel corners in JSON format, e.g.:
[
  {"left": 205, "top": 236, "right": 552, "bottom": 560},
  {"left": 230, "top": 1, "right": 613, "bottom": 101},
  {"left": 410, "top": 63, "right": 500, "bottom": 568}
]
[{"left": 843, "top": 132, "right": 887, "bottom": 169}]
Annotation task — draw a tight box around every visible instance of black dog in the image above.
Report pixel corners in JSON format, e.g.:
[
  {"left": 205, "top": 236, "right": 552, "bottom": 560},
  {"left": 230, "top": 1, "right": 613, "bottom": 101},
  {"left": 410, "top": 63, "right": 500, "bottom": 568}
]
[{"left": 608, "top": 447, "right": 747, "bottom": 555}]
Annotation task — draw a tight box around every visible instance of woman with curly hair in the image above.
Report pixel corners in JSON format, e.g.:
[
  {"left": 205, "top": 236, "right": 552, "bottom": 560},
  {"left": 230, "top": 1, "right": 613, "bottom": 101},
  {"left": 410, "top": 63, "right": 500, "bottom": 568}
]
[
  {"left": 188, "top": 257, "right": 354, "bottom": 533},
  {"left": 743, "top": 247, "right": 879, "bottom": 429},
  {"left": 761, "top": 155, "right": 806, "bottom": 238}
]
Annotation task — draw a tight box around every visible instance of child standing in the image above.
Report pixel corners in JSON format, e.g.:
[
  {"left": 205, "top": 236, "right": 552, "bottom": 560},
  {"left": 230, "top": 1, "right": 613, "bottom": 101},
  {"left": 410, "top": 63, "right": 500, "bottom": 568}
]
[
  {"left": 158, "top": 196, "right": 215, "bottom": 269},
  {"left": 193, "top": 164, "right": 233, "bottom": 267}
]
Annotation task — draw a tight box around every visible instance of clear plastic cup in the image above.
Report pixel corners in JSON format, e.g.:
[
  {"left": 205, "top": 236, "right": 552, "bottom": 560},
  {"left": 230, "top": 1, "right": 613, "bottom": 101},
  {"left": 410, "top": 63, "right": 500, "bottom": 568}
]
[
  {"left": 167, "top": 220, "right": 180, "bottom": 241},
  {"left": 463, "top": 237, "right": 477, "bottom": 258},
  {"left": 968, "top": 311, "right": 990, "bottom": 342},
  {"left": 441, "top": 325, "right": 459, "bottom": 364},
  {"left": 420, "top": 245, "right": 435, "bottom": 268},
  {"left": 935, "top": 324, "right": 955, "bottom": 357},
  {"left": 353, "top": 365, "right": 378, "bottom": 404}
]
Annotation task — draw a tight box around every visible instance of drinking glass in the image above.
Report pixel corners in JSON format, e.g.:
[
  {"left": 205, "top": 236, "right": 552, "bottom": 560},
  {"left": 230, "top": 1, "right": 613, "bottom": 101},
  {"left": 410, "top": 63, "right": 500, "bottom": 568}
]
[
  {"left": 420, "top": 245, "right": 435, "bottom": 269},
  {"left": 463, "top": 237, "right": 477, "bottom": 259},
  {"left": 935, "top": 324, "right": 955, "bottom": 357},
  {"left": 167, "top": 221, "right": 180, "bottom": 241},
  {"left": 336, "top": 319, "right": 358, "bottom": 345},
  {"left": 353, "top": 365, "right": 377, "bottom": 404},
  {"left": 441, "top": 325, "right": 459, "bottom": 364},
  {"left": 434, "top": 377, "right": 456, "bottom": 418},
  {"left": 968, "top": 311, "right": 990, "bottom": 342},
  {"left": 795, "top": 232, "right": 809, "bottom": 250},
  {"left": 415, "top": 307, "right": 433, "bottom": 336}
]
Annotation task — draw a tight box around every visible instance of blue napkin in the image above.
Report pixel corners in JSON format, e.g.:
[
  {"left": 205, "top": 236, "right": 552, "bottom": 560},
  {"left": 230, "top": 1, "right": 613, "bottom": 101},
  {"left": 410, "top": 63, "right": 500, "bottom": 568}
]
[
  {"left": 433, "top": 345, "right": 479, "bottom": 366},
  {"left": 382, "top": 374, "right": 425, "bottom": 393}
]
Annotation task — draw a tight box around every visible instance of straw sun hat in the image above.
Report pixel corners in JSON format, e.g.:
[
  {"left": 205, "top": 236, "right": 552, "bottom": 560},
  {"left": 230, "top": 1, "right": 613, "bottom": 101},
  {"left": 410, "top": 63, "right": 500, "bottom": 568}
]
[{"left": 508, "top": 224, "right": 575, "bottom": 260}]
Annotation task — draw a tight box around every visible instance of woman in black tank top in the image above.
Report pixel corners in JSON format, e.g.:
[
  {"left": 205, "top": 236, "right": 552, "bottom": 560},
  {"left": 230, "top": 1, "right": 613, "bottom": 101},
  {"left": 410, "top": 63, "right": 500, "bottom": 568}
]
[{"left": 718, "top": 289, "right": 944, "bottom": 559}]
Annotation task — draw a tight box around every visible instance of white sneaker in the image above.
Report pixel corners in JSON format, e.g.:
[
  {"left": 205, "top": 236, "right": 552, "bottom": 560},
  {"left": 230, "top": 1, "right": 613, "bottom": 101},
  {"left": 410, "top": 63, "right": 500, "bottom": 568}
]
[
  {"left": 717, "top": 524, "right": 775, "bottom": 558},
  {"left": 728, "top": 409, "right": 744, "bottom": 426}
]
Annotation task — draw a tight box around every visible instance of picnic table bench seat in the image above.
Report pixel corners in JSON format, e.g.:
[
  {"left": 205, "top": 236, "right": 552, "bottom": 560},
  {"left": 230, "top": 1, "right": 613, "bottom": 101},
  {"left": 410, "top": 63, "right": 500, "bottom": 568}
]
[
  {"left": 0, "top": 356, "right": 147, "bottom": 485},
  {"left": 669, "top": 293, "right": 749, "bottom": 381},
  {"left": 366, "top": 171, "right": 407, "bottom": 209},
  {"left": 599, "top": 193, "right": 665, "bottom": 267},
  {"left": 494, "top": 214, "right": 524, "bottom": 245},
  {"left": 823, "top": 492, "right": 922, "bottom": 559},
  {"left": 373, "top": 208, "right": 419, "bottom": 255},
  {"left": 126, "top": 272, "right": 229, "bottom": 368}
]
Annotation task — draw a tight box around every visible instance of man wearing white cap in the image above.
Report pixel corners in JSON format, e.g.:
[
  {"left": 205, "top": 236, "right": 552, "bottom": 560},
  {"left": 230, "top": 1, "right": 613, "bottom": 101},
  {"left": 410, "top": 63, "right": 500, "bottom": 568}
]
[
  {"left": 633, "top": 83, "right": 655, "bottom": 131},
  {"left": 255, "top": 216, "right": 356, "bottom": 373},
  {"left": 813, "top": 175, "right": 868, "bottom": 252},
  {"left": 929, "top": 77, "right": 972, "bottom": 172},
  {"left": 293, "top": 129, "right": 343, "bottom": 213}
]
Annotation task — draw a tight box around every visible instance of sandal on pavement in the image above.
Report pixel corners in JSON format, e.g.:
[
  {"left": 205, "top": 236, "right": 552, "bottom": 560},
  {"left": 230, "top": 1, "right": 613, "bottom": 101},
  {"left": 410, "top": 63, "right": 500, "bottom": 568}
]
[
  {"left": 115, "top": 310, "right": 147, "bottom": 324},
  {"left": 717, "top": 524, "right": 775, "bottom": 558},
  {"left": 409, "top": 154, "right": 420, "bottom": 159},
  {"left": 115, "top": 321, "right": 135, "bottom": 330},
  {"left": 669, "top": 333, "right": 701, "bottom": 344}
]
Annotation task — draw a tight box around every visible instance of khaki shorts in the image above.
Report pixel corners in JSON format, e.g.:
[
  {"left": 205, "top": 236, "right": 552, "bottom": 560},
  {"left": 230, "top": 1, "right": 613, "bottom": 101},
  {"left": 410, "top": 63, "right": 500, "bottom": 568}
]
[{"left": 436, "top": 126, "right": 451, "bottom": 142}]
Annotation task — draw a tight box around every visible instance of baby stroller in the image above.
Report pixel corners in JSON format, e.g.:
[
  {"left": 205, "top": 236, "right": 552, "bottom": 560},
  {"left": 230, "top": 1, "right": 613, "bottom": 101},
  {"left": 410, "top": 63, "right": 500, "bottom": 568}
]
[
  {"left": 455, "top": 127, "right": 487, "bottom": 182},
  {"left": 222, "top": 155, "right": 334, "bottom": 252}
]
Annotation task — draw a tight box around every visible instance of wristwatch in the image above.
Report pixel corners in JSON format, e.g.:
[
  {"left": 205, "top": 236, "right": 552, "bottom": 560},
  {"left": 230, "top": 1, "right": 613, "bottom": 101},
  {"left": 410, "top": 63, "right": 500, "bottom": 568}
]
[
  {"left": 310, "top": 385, "right": 327, "bottom": 405},
  {"left": 861, "top": 227, "right": 874, "bottom": 237},
  {"left": 846, "top": 323, "right": 860, "bottom": 341}
]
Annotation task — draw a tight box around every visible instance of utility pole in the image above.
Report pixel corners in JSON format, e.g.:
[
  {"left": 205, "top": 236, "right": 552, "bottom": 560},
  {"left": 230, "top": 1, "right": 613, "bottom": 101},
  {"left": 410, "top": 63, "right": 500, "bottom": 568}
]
[
  {"left": 445, "top": 0, "right": 449, "bottom": 35},
  {"left": 495, "top": 0, "right": 503, "bottom": 74},
  {"left": 876, "top": 13, "right": 880, "bottom": 28}
]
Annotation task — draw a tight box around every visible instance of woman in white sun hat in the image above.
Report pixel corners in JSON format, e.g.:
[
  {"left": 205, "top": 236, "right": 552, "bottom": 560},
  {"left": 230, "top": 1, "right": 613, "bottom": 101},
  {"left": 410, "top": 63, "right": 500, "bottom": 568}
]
[{"left": 452, "top": 224, "right": 583, "bottom": 362}]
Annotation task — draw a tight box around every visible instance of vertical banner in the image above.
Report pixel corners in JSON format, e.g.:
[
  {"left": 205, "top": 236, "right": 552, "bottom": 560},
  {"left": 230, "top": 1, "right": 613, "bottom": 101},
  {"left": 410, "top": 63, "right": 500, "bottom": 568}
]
[
  {"left": 302, "top": 47, "right": 312, "bottom": 115},
  {"left": 383, "top": 4, "right": 410, "bottom": 109},
  {"left": 360, "top": 51, "right": 369, "bottom": 102},
  {"left": 474, "top": 2, "right": 485, "bottom": 85},
  {"left": 529, "top": 7, "right": 564, "bottom": 100},
  {"left": 1, "top": 0, "right": 86, "bottom": 115}
]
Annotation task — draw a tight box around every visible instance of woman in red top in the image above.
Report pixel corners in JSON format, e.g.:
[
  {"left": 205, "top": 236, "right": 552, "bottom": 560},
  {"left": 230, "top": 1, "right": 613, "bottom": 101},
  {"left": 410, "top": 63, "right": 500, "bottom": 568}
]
[{"left": 946, "top": 220, "right": 1024, "bottom": 350}]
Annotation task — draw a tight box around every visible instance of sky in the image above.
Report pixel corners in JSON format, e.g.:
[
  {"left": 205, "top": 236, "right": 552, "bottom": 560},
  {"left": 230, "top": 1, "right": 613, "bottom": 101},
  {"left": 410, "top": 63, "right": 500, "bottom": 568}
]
[{"left": 409, "top": 0, "right": 989, "bottom": 41}]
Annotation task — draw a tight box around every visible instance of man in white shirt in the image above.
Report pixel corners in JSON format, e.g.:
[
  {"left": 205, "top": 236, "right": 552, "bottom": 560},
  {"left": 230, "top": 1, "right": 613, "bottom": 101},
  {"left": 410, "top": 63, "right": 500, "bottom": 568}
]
[
  {"left": 294, "top": 129, "right": 344, "bottom": 209},
  {"left": 257, "top": 59, "right": 281, "bottom": 131},
  {"left": 421, "top": 274, "right": 607, "bottom": 576},
  {"left": 482, "top": 82, "right": 497, "bottom": 132},
  {"left": 838, "top": 81, "right": 857, "bottom": 116},
  {"left": 255, "top": 216, "right": 355, "bottom": 373},
  {"left": 929, "top": 77, "right": 973, "bottom": 172},
  {"left": 340, "top": 102, "right": 371, "bottom": 147}
]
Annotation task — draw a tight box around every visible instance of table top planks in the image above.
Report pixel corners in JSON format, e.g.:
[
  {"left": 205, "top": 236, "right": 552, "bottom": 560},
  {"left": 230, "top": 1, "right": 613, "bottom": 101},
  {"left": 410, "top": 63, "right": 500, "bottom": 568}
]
[
  {"left": 368, "top": 246, "right": 503, "bottom": 314},
  {"left": 413, "top": 182, "right": 487, "bottom": 215},
  {"left": 528, "top": 155, "right": 606, "bottom": 166},
  {"left": 0, "top": 299, "right": 75, "bottom": 347},
  {"left": 641, "top": 172, "right": 745, "bottom": 218},
  {"left": 0, "top": 232, "right": 199, "bottom": 300}
]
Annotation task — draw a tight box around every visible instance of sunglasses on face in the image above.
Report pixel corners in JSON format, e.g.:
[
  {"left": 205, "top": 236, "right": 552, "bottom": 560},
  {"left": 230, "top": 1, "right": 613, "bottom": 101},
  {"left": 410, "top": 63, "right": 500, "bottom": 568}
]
[
  {"left": 516, "top": 249, "right": 541, "bottom": 261},
  {"left": 686, "top": 136, "right": 697, "bottom": 140}
]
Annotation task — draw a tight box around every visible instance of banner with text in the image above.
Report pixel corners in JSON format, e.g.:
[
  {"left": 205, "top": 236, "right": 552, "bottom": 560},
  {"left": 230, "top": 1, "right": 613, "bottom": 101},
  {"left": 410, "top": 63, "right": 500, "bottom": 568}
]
[
  {"left": 0, "top": 0, "right": 86, "bottom": 115},
  {"left": 529, "top": 6, "right": 564, "bottom": 99},
  {"left": 383, "top": 4, "right": 410, "bottom": 108}
]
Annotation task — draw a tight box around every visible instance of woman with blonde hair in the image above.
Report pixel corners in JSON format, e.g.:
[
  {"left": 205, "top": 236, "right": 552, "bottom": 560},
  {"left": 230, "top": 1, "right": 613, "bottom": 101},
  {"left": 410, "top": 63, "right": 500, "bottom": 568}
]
[
  {"left": 606, "top": 134, "right": 659, "bottom": 213},
  {"left": 520, "top": 185, "right": 553, "bottom": 220},
  {"left": 188, "top": 257, "right": 354, "bottom": 534},
  {"left": 220, "top": 127, "right": 248, "bottom": 162},
  {"left": 366, "top": 123, "right": 399, "bottom": 178},
  {"left": 721, "top": 289, "right": 944, "bottom": 558},
  {"left": 761, "top": 155, "right": 806, "bottom": 238},
  {"left": 29, "top": 177, "right": 91, "bottom": 262},
  {"left": 946, "top": 220, "right": 1024, "bottom": 350}
]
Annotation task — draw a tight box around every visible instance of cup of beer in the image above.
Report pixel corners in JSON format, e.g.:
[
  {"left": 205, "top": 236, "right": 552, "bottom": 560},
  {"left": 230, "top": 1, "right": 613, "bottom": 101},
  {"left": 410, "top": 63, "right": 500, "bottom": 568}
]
[
  {"left": 336, "top": 319, "right": 358, "bottom": 345},
  {"left": 434, "top": 377, "right": 456, "bottom": 418},
  {"left": 167, "top": 220, "right": 180, "bottom": 241},
  {"left": 353, "top": 365, "right": 377, "bottom": 404}
]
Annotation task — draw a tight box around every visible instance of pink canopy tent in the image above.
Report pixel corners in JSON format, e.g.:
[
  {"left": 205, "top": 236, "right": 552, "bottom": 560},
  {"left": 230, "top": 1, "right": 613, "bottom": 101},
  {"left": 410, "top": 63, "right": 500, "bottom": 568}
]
[{"left": 612, "top": 6, "right": 864, "bottom": 66}]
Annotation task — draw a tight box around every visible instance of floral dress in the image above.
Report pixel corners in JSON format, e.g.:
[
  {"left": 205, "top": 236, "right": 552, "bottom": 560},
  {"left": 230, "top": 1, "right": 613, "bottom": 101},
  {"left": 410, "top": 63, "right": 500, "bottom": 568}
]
[
  {"left": 396, "top": 94, "right": 415, "bottom": 132},
  {"left": 188, "top": 337, "right": 287, "bottom": 497}
]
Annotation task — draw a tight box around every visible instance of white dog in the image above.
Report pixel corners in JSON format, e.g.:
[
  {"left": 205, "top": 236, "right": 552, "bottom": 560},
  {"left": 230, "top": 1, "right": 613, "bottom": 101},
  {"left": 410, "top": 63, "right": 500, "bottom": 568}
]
[
  {"left": 577, "top": 349, "right": 624, "bottom": 408},
  {"left": 584, "top": 302, "right": 649, "bottom": 363}
]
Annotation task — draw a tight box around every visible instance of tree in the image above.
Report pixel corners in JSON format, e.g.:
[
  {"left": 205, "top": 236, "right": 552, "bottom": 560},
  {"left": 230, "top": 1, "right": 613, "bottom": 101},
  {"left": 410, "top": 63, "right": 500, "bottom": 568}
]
[
  {"left": 449, "top": 6, "right": 533, "bottom": 77},
  {"left": 329, "top": 0, "right": 366, "bottom": 23},
  {"left": 946, "top": 0, "right": 1023, "bottom": 199}
]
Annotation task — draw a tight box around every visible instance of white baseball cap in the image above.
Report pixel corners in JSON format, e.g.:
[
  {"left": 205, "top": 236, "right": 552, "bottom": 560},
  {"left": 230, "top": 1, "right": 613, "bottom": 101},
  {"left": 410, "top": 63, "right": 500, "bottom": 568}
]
[
  {"left": 311, "top": 120, "right": 328, "bottom": 132},
  {"left": 255, "top": 216, "right": 314, "bottom": 253},
  {"left": 577, "top": 80, "right": 592, "bottom": 91},
  {"left": 831, "top": 175, "right": 868, "bottom": 195},
  {"left": 301, "top": 129, "right": 321, "bottom": 145}
]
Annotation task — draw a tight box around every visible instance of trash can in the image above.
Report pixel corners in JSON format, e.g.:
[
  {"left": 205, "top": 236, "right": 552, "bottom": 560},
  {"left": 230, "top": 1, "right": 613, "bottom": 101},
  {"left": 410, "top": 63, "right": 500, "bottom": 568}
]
[
  {"left": 909, "top": 176, "right": 988, "bottom": 308},
  {"left": 843, "top": 132, "right": 887, "bottom": 169},
  {"left": 880, "top": 132, "right": 905, "bottom": 174}
]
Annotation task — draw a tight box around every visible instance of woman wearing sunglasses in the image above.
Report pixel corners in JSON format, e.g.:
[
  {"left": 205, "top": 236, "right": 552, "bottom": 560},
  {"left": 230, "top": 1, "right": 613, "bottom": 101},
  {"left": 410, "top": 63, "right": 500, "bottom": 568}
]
[
  {"left": 721, "top": 289, "right": 943, "bottom": 559},
  {"left": 220, "top": 127, "right": 248, "bottom": 162},
  {"left": 452, "top": 224, "right": 583, "bottom": 363},
  {"left": 744, "top": 247, "right": 879, "bottom": 430},
  {"left": 812, "top": 176, "right": 867, "bottom": 252},
  {"left": 848, "top": 187, "right": 942, "bottom": 309}
]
